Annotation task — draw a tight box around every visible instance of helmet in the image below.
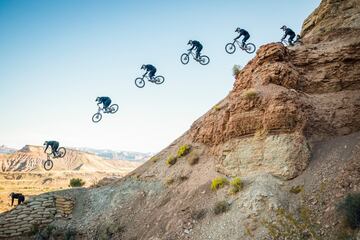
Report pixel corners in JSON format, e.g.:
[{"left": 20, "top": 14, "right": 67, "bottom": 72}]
[
  {"left": 280, "top": 25, "right": 287, "bottom": 30},
  {"left": 141, "top": 64, "right": 146, "bottom": 70},
  {"left": 43, "top": 141, "right": 48, "bottom": 146},
  {"left": 95, "top": 97, "right": 100, "bottom": 102},
  {"left": 187, "top": 40, "right": 193, "bottom": 45},
  {"left": 235, "top": 27, "right": 241, "bottom": 33}
]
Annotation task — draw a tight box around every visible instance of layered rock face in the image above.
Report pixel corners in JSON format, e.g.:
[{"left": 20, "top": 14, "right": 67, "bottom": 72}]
[{"left": 189, "top": 0, "right": 360, "bottom": 179}]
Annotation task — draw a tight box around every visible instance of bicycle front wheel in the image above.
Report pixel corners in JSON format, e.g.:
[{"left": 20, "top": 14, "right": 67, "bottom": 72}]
[
  {"left": 44, "top": 159, "right": 54, "bottom": 171},
  {"left": 225, "top": 43, "right": 236, "bottom": 54},
  {"left": 154, "top": 76, "right": 165, "bottom": 85},
  {"left": 180, "top": 53, "right": 190, "bottom": 65},
  {"left": 92, "top": 113, "right": 102, "bottom": 123},
  {"left": 109, "top": 104, "right": 119, "bottom": 113},
  {"left": 57, "top": 147, "right": 66, "bottom": 158},
  {"left": 135, "top": 78, "right": 145, "bottom": 88},
  {"left": 245, "top": 43, "right": 256, "bottom": 54},
  {"left": 199, "top": 55, "right": 210, "bottom": 65}
]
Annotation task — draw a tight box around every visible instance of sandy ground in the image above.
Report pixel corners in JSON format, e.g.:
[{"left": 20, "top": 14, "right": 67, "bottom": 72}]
[{"left": 0, "top": 170, "right": 134, "bottom": 213}]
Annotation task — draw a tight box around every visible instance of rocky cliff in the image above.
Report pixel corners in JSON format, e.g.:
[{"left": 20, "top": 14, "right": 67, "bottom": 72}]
[{"left": 2, "top": 0, "right": 360, "bottom": 239}]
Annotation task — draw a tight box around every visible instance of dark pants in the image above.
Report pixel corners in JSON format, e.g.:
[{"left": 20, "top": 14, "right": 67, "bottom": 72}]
[
  {"left": 52, "top": 142, "right": 59, "bottom": 156},
  {"left": 242, "top": 34, "right": 250, "bottom": 47},
  {"left": 195, "top": 45, "right": 203, "bottom": 59},
  {"left": 103, "top": 99, "right": 111, "bottom": 109},
  {"left": 149, "top": 69, "right": 156, "bottom": 79},
  {"left": 288, "top": 33, "right": 295, "bottom": 45}
]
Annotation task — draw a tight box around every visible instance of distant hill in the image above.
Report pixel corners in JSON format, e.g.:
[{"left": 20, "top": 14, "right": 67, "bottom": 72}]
[
  {"left": 0, "top": 145, "right": 141, "bottom": 172},
  {"left": 0, "top": 145, "right": 17, "bottom": 154},
  {"left": 75, "top": 147, "right": 152, "bottom": 162}
]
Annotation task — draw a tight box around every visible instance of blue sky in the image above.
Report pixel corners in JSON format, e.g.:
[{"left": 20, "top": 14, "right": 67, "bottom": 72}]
[{"left": 0, "top": 0, "right": 320, "bottom": 153}]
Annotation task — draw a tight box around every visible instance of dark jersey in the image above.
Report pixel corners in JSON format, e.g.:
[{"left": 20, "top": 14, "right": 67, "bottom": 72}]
[
  {"left": 190, "top": 40, "right": 203, "bottom": 50},
  {"left": 98, "top": 97, "right": 111, "bottom": 104},
  {"left": 238, "top": 29, "right": 250, "bottom": 37},
  {"left": 144, "top": 64, "right": 156, "bottom": 72},
  {"left": 284, "top": 28, "right": 295, "bottom": 37}
]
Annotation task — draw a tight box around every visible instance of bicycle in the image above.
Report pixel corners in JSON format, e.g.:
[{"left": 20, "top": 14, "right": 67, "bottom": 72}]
[
  {"left": 92, "top": 104, "right": 119, "bottom": 123},
  {"left": 225, "top": 40, "right": 256, "bottom": 54},
  {"left": 134, "top": 74, "right": 165, "bottom": 88},
  {"left": 43, "top": 147, "right": 66, "bottom": 171},
  {"left": 281, "top": 35, "right": 302, "bottom": 47},
  {"left": 180, "top": 50, "right": 210, "bottom": 65}
]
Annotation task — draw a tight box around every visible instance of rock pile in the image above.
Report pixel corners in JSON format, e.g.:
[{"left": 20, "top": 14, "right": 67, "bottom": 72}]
[{"left": 0, "top": 194, "right": 74, "bottom": 238}]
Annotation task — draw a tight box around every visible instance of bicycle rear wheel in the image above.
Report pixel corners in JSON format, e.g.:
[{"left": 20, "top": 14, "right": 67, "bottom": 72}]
[
  {"left": 92, "top": 113, "right": 102, "bottom": 123},
  {"left": 180, "top": 53, "right": 189, "bottom": 65},
  {"left": 245, "top": 43, "right": 256, "bottom": 54},
  {"left": 135, "top": 78, "right": 145, "bottom": 88},
  {"left": 44, "top": 159, "right": 53, "bottom": 171},
  {"left": 225, "top": 43, "right": 236, "bottom": 54},
  {"left": 154, "top": 76, "right": 165, "bottom": 85},
  {"left": 110, "top": 104, "right": 119, "bottom": 113},
  {"left": 57, "top": 147, "right": 66, "bottom": 158},
  {"left": 199, "top": 55, "right": 210, "bottom": 65}
]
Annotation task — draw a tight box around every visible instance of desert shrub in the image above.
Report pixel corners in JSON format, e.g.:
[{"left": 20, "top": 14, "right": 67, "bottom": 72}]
[
  {"left": 69, "top": 178, "right": 85, "bottom": 187},
  {"left": 229, "top": 177, "right": 243, "bottom": 194},
  {"left": 150, "top": 156, "right": 160, "bottom": 163},
  {"left": 242, "top": 88, "right": 258, "bottom": 100},
  {"left": 178, "top": 175, "right": 189, "bottom": 181},
  {"left": 211, "top": 177, "right": 229, "bottom": 191},
  {"left": 263, "top": 207, "right": 321, "bottom": 240},
  {"left": 165, "top": 178, "right": 174, "bottom": 185},
  {"left": 213, "top": 200, "right": 230, "bottom": 215},
  {"left": 166, "top": 155, "right": 177, "bottom": 166},
  {"left": 187, "top": 153, "right": 199, "bottom": 165},
  {"left": 232, "top": 64, "right": 242, "bottom": 78},
  {"left": 337, "top": 193, "right": 360, "bottom": 229},
  {"left": 213, "top": 104, "right": 221, "bottom": 111},
  {"left": 191, "top": 209, "right": 207, "bottom": 220},
  {"left": 177, "top": 144, "right": 191, "bottom": 158},
  {"left": 98, "top": 224, "right": 125, "bottom": 240},
  {"left": 289, "top": 185, "right": 304, "bottom": 194}
]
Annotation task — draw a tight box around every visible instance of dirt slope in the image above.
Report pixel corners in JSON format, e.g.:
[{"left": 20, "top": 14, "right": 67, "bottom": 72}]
[{"left": 2, "top": 0, "right": 360, "bottom": 239}]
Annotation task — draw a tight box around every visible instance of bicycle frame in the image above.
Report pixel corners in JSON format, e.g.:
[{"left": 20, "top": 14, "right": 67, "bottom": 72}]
[{"left": 187, "top": 50, "right": 198, "bottom": 60}]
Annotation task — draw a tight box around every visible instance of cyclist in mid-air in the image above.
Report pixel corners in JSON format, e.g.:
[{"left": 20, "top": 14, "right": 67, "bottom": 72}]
[
  {"left": 281, "top": 25, "right": 296, "bottom": 46},
  {"left": 234, "top": 27, "right": 250, "bottom": 48},
  {"left": 96, "top": 96, "right": 112, "bottom": 112},
  {"left": 141, "top": 64, "right": 157, "bottom": 81},
  {"left": 44, "top": 140, "right": 60, "bottom": 157},
  {"left": 188, "top": 40, "right": 203, "bottom": 60}
]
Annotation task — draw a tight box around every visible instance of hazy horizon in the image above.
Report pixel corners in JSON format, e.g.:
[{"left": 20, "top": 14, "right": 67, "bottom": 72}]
[{"left": 0, "top": 0, "right": 320, "bottom": 153}]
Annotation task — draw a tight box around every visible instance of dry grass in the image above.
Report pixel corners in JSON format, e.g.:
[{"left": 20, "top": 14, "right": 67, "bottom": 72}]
[
  {"left": 187, "top": 152, "right": 200, "bottom": 165},
  {"left": 177, "top": 145, "right": 191, "bottom": 158},
  {"left": 242, "top": 88, "right": 258, "bottom": 100},
  {"left": 166, "top": 155, "right": 177, "bottom": 166},
  {"left": 229, "top": 177, "right": 243, "bottom": 194},
  {"left": 213, "top": 200, "right": 230, "bottom": 215}
]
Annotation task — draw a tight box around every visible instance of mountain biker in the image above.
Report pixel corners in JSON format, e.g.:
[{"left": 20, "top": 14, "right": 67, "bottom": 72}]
[
  {"left": 234, "top": 27, "right": 250, "bottom": 48},
  {"left": 141, "top": 64, "right": 157, "bottom": 81},
  {"left": 281, "top": 25, "right": 296, "bottom": 46},
  {"left": 43, "top": 141, "right": 60, "bottom": 158},
  {"left": 96, "top": 96, "right": 112, "bottom": 112},
  {"left": 9, "top": 192, "right": 25, "bottom": 206},
  {"left": 188, "top": 40, "right": 203, "bottom": 60}
]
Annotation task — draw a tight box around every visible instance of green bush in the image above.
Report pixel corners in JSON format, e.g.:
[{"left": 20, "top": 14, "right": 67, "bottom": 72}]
[
  {"left": 211, "top": 177, "right": 229, "bottom": 191},
  {"left": 337, "top": 193, "right": 360, "bottom": 229},
  {"left": 166, "top": 155, "right": 177, "bottom": 166},
  {"left": 229, "top": 177, "right": 243, "bottom": 194},
  {"left": 177, "top": 144, "right": 191, "bottom": 158},
  {"left": 69, "top": 178, "right": 85, "bottom": 187},
  {"left": 213, "top": 200, "right": 230, "bottom": 215},
  {"left": 232, "top": 64, "right": 242, "bottom": 78}
]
